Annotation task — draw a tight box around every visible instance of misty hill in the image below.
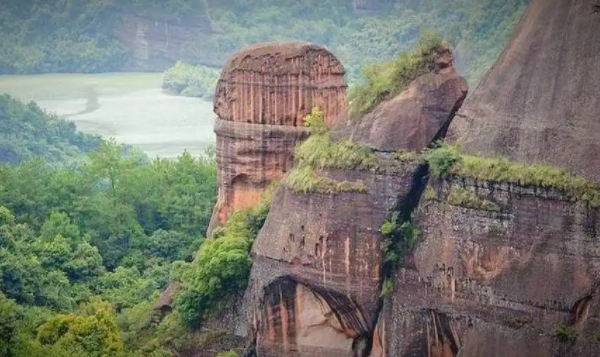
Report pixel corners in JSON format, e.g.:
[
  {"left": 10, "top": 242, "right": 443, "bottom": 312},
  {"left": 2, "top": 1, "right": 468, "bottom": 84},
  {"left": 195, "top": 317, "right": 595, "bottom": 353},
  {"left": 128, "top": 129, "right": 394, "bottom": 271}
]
[
  {"left": 0, "top": 95, "right": 102, "bottom": 166},
  {"left": 0, "top": 0, "right": 529, "bottom": 85}
]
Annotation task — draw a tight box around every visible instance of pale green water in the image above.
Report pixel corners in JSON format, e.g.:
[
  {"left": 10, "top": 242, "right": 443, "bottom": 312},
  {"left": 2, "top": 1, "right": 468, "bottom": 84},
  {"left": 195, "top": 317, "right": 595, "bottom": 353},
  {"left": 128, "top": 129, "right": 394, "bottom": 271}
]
[{"left": 0, "top": 73, "right": 216, "bottom": 158}]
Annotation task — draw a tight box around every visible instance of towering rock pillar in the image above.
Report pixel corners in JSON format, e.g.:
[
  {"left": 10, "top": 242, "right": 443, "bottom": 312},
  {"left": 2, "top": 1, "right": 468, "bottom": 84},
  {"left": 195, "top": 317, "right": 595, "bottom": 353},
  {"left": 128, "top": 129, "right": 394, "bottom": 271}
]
[
  {"left": 209, "top": 42, "right": 347, "bottom": 232},
  {"left": 450, "top": 0, "right": 600, "bottom": 181}
]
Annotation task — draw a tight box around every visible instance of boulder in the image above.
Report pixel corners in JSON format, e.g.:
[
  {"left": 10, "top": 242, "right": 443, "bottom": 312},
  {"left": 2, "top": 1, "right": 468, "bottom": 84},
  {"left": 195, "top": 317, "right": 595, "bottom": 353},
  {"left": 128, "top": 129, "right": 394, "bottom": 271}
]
[{"left": 334, "top": 46, "right": 468, "bottom": 152}]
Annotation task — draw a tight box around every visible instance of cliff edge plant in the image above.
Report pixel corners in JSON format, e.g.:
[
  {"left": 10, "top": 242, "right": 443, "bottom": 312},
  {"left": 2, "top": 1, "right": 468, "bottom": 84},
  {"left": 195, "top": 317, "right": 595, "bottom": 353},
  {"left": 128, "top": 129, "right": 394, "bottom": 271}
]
[
  {"left": 285, "top": 108, "right": 374, "bottom": 194},
  {"left": 425, "top": 142, "right": 600, "bottom": 207},
  {"left": 296, "top": 108, "right": 378, "bottom": 170},
  {"left": 380, "top": 212, "right": 420, "bottom": 271},
  {"left": 447, "top": 186, "right": 501, "bottom": 212},
  {"left": 348, "top": 32, "right": 447, "bottom": 117}
]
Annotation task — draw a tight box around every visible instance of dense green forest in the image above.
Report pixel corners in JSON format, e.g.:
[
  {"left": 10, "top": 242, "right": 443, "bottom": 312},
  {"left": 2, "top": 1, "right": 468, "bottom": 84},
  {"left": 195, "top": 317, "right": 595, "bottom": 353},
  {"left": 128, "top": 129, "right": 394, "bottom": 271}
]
[
  {"left": 0, "top": 95, "right": 102, "bottom": 166},
  {"left": 0, "top": 139, "right": 222, "bottom": 356},
  {"left": 0, "top": 94, "right": 268, "bottom": 356},
  {"left": 0, "top": 0, "right": 529, "bottom": 85}
]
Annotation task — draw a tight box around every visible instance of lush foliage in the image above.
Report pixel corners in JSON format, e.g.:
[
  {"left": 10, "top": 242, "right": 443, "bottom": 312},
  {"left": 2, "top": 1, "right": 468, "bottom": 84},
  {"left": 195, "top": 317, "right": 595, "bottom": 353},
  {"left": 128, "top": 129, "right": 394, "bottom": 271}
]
[
  {"left": 553, "top": 323, "right": 577, "bottom": 342},
  {"left": 380, "top": 212, "right": 420, "bottom": 270},
  {"left": 285, "top": 108, "right": 373, "bottom": 193},
  {"left": 348, "top": 32, "right": 445, "bottom": 116},
  {"left": 162, "top": 61, "right": 220, "bottom": 100},
  {"left": 205, "top": 0, "right": 529, "bottom": 86},
  {"left": 0, "top": 95, "right": 102, "bottom": 166},
  {"left": 1, "top": 0, "right": 528, "bottom": 88},
  {"left": 0, "top": 140, "right": 218, "bottom": 356},
  {"left": 424, "top": 143, "right": 600, "bottom": 206},
  {"left": 175, "top": 200, "right": 270, "bottom": 327}
]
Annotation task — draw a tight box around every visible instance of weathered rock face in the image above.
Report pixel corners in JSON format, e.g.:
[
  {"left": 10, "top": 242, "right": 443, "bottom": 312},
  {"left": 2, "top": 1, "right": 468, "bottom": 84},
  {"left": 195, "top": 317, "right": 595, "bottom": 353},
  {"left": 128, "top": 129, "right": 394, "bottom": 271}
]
[
  {"left": 376, "top": 179, "right": 600, "bottom": 357},
  {"left": 246, "top": 163, "right": 422, "bottom": 357},
  {"left": 116, "top": 14, "right": 218, "bottom": 71},
  {"left": 209, "top": 42, "right": 347, "bottom": 232},
  {"left": 335, "top": 46, "right": 468, "bottom": 152},
  {"left": 449, "top": 0, "right": 600, "bottom": 181},
  {"left": 241, "top": 47, "right": 468, "bottom": 357}
]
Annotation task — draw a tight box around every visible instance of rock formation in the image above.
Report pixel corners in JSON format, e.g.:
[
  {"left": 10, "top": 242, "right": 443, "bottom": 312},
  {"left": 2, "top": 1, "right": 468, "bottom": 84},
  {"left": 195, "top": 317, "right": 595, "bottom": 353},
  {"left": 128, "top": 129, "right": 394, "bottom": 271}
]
[
  {"left": 192, "top": 0, "right": 600, "bottom": 356},
  {"left": 375, "top": 179, "right": 600, "bottom": 357},
  {"left": 242, "top": 44, "right": 467, "bottom": 357},
  {"left": 208, "top": 42, "right": 347, "bottom": 232},
  {"left": 335, "top": 45, "right": 467, "bottom": 151},
  {"left": 449, "top": 0, "right": 600, "bottom": 181}
]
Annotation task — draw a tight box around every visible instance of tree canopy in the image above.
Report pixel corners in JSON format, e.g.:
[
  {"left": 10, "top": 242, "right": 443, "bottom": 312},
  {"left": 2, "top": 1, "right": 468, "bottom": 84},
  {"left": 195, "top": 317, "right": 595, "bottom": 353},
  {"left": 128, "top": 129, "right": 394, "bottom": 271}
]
[{"left": 0, "top": 0, "right": 529, "bottom": 86}]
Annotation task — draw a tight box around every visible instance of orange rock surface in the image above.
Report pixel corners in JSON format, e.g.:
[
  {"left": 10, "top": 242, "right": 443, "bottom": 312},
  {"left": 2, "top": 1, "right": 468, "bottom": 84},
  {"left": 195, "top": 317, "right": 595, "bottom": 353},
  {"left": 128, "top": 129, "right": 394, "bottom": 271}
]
[{"left": 208, "top": 42, "right": 347, "bottom": 233}]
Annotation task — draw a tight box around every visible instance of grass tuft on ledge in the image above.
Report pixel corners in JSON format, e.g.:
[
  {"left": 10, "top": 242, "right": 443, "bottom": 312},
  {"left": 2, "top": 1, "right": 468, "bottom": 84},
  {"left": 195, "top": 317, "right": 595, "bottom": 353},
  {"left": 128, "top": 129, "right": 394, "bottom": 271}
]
[
  {"left": 284, "top": 108, "right": 373, "bottom": 194},
  {"left": 424, "top": 143, "right": 600, "bottom": 207},
  {"left": 447, "top": 186, "right": 501, "bottom": 212},
  {"left": 286, "top": 166, "right": 368, "bottom": 194},
  {"left": 295, "top": 108, "right": 378, "bottom": 170},
  {"left": 348, "top": 31, "right": 447, "bottom": 118}
]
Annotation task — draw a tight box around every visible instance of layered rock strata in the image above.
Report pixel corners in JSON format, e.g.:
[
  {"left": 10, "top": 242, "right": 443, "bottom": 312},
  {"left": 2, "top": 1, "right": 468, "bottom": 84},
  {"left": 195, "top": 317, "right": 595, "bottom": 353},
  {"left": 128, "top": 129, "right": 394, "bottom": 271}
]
[
  {"left": 243, "top": 47, "right": 468, "bottom": 357},
  {"left": 209, "top": 42, "right": 347, "bottom": 232},
  {"left": 375, "top": 179, "right": 600, "bottom": 357},
  {"left": 449, "top": 0, "right": 600, "bottom": 181}
]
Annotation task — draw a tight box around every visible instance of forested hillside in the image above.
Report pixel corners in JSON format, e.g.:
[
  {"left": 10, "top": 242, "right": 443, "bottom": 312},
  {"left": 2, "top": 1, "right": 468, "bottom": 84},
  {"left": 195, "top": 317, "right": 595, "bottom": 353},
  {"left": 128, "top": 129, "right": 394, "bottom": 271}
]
[
  {"left": 0, "top": 0, "right": 529, "bottom": 85},
  {"left": 0, "top": 139, "right": 220, "bottom": 356},
  {"left": 0, "top": 95, "right": 102, "bottom": 166}
]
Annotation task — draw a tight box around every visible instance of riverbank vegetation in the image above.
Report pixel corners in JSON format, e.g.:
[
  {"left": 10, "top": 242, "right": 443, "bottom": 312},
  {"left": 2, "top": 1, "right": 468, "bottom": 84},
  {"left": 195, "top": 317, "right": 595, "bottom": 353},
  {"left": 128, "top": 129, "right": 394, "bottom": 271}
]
[
  {"left": 1, "top": 0, "right": 529, "bottom": 87},
  {"left": 0, "top": 95, "right": 102, "bottom": 166},
  {"left": 162, "top": 61, "right": 220, "bottom": 100}
]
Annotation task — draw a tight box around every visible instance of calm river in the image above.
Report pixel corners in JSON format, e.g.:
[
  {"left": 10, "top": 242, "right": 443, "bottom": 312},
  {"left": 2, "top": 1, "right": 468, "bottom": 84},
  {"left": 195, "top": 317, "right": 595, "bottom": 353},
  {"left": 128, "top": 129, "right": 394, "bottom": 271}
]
[{"left": 0, "top": 73, "right": 216, "bottom": 158}]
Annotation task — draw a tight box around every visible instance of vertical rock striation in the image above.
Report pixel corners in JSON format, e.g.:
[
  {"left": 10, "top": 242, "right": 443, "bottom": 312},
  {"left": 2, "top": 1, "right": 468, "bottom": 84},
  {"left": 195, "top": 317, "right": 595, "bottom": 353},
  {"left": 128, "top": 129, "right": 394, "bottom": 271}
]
[
  {"left": 449, "top": 0, "right": 600, "bottom": 181},
  {"left": 209, "top": 42, "right": 347, "bottom": 233},
  {"left": 377, "top": 179, "right": 600, "bottom": 357},
  {"left": 242, "top": 46, "right": 467, "bottom": 357}
]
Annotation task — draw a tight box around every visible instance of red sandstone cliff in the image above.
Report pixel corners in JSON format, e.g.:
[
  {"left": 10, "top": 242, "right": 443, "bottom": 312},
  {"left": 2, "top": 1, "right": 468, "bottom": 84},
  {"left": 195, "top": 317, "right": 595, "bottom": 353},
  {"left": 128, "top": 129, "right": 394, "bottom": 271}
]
[
  {"left": 197, "top": 1, "right": 600, "bottom": 355},
  {"left": 241, "top": 46, "right": 467, "bottom": 357},
  {"left": 208, "top": 42, "right": 347, "bottom": 233},
  {"left": 449, "top": 0, "right": 600, "bottom": 182}
]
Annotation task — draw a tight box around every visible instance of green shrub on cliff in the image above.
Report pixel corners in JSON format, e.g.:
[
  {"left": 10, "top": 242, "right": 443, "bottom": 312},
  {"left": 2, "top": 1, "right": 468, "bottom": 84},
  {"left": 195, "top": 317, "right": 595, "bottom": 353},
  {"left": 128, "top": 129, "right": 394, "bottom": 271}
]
[
  {"left": 425, "top": 142, "right": 600, "bottom": 206},
  {"left": 380, "top": 212, "right": 420, "bottom": 270},
  {"left": 286, "top": 166, "right": 368, "bottom": 194},
  {"left": 296, "top": 108, "right": 378, "bottom": 169},
  {"left": 285, "top": 108, "right": 374, "bottom": 194},
  {"left": 162, "top": 61, "right": 220, "bottom": 100},
  {"left": 553, "top": 323, "right": 577, "bottom": 342},
  {"left": 348, "top": 32, "right": 447, "bottom": 117},
  {"left": 174, "top": 199, "right": 270, "bottom": 327}
]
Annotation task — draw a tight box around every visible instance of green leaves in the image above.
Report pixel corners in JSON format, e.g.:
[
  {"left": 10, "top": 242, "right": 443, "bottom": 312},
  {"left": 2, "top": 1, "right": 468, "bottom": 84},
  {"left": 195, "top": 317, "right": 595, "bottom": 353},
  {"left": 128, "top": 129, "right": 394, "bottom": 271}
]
[
  {"left": 162, "top": 61, "right": 220, "bottom": 100},
  {"left": 348, "top": 32, "right": 446, "bottom": 117},
  {"left": 36, "top": 298, "right": 125, "bottom": 357},
  {"left": 175, "top": 206, "right": 270, "bottom": 327},
  {"left": 0, "top": 95, "right": 102, "bottom": 166}
]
